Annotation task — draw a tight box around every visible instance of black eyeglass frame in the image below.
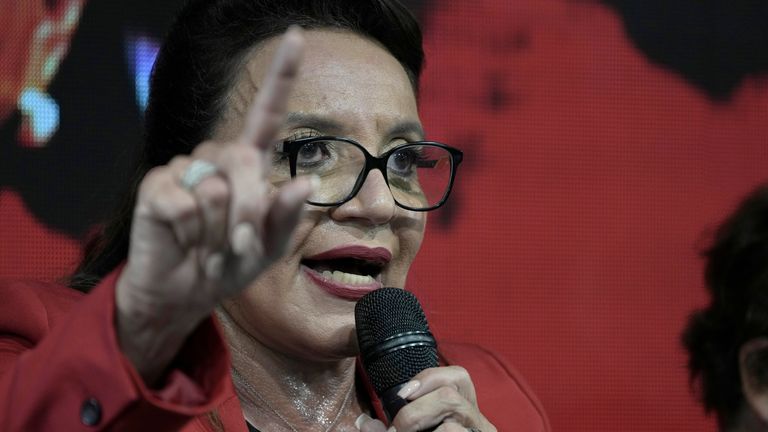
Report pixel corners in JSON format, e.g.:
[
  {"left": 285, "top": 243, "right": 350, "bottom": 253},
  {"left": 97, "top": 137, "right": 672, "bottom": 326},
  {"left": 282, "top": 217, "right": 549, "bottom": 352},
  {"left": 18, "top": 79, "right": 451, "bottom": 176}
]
[{"left": 281, "top": 136, "right": 464, "bottom": 211}]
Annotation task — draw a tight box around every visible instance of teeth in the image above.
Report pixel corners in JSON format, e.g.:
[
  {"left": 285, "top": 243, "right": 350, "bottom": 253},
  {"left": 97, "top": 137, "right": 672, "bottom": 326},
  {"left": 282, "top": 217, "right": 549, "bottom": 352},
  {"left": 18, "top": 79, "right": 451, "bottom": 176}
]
[{"left": 322, "top": 270, "right": 375, "bottom": 285}]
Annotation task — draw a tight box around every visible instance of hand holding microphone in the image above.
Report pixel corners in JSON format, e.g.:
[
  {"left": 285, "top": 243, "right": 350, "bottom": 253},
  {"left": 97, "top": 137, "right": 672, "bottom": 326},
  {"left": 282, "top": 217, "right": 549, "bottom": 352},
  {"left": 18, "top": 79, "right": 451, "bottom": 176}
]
[{"left": 355, "top": 288, "right": 497, "bottom": 432}]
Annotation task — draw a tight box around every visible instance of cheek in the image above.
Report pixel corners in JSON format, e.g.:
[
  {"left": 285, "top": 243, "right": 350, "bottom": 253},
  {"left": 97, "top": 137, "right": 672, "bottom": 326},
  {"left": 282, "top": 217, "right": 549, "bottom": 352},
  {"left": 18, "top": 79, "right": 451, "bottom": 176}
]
[
  {"left": 410, "top": 213, "right": 427, "bottom": 246},
  {"left": 396, "top": 214, "right": 427, "bottom": 266},
  {"left": 284, "top": 206, "right": 325, "bottom": 253}
]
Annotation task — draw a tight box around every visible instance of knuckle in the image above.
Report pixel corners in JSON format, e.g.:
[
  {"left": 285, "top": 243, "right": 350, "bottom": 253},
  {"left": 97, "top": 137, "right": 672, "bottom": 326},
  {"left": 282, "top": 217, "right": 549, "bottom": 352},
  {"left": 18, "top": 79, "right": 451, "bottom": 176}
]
[
  {"left": 138, "top": 170, "right": 198, "bottom": 221},
  {"left": 435, "top": 386, "right": 462, "bottom": 404},
  {"left": 191, "top": 140, "right": 218, "bottom": 156},
  {"left": 140, "top": 166, "right": 168, "bottom": 189},
  {"left": 137, "top": 167, "right": 174, "bottom": 203},
  {"left": 196, "top": 177, "right": 230, "bottom": 206},
  {"left": 451, "top": 365, "right": 471, "bottom": 381},
  {"left": 164, "top": 195, "right": 198, "bottom": 222},
  {"left": 168, "top": 155, "right": 192, "bottom": 170},
  {"left": 396, "top": 409, "right": 423, "bottom": 431}
]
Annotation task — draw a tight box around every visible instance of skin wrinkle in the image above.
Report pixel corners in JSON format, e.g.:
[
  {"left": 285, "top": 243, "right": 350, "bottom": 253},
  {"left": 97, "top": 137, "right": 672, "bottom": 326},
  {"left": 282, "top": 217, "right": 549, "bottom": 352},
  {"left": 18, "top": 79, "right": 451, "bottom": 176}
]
[
  {"left": 222, "top": 308, "right": 365, "bottom": 432},
  {"left": 283, "top": 113, "right": 426, "bottom": 143},
  {"left": 215, "top": 29, "right": 426, "bottom": 430}
]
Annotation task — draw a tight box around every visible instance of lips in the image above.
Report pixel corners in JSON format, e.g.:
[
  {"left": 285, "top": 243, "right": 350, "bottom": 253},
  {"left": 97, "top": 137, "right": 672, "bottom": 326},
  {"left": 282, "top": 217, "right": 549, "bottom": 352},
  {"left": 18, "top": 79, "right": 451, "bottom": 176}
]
[
  {"left": 304, "top": 246, "right": 392, "bottom": 264},
  {"left": 302, "top": 246, "right": 392, "bottom": 300}
]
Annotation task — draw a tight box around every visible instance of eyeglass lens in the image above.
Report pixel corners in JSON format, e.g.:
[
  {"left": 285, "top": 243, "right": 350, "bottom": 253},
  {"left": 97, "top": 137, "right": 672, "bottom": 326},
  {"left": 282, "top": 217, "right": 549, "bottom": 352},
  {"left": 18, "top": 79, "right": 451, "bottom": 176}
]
[{"left": 272, "top": 139, "right": 454, "bottom": 209}]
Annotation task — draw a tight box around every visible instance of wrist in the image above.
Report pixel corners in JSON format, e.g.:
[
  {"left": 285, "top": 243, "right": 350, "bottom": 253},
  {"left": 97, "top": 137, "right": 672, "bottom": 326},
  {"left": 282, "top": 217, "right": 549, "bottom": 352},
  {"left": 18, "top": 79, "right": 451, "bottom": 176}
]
[{"left": 115, "top": 275, "right": 207, "bottom": 385}]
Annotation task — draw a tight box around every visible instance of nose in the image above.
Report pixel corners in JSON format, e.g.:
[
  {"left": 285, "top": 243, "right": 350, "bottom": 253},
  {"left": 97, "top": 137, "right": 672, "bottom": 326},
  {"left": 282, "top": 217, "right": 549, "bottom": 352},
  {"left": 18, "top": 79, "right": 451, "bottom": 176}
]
[{"left": 330, "top": 169, "right": 396, "bottom": 225}]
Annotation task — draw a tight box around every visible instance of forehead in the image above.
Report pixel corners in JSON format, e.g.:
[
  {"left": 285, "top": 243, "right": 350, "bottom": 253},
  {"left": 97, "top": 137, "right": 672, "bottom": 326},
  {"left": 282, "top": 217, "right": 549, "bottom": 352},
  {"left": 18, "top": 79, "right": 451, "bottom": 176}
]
[{"left": 221, "top": 29, "right": 420, "bottom": 139}]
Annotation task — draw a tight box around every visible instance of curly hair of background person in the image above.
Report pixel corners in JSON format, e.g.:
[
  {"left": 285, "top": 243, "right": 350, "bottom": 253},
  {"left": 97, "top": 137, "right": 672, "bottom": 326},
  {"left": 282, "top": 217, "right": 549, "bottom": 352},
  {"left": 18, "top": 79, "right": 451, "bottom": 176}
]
[{"left": 684, "top": 184, "right": 768, "bottom": 431}]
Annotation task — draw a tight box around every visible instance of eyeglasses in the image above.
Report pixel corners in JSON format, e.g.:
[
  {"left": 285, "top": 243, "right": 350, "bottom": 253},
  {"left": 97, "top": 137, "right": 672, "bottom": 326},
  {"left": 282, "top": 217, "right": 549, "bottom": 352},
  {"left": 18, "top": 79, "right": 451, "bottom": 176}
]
[{"left": 271, "top": 136, "right": 463, "bottom": 211}]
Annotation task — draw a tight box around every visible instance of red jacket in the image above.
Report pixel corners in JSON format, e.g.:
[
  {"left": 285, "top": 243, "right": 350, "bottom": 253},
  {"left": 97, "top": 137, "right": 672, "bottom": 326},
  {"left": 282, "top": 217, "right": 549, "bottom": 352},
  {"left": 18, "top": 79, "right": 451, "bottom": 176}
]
[{"left": 0, "top": 269, "right": 550, "bottom": 431}]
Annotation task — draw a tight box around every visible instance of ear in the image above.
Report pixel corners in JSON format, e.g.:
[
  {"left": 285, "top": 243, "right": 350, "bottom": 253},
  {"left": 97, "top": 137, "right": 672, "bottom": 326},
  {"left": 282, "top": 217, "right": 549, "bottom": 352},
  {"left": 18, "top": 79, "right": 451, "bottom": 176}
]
[{"left": 740, "top": 338, "right": 768, "bottom": 422}]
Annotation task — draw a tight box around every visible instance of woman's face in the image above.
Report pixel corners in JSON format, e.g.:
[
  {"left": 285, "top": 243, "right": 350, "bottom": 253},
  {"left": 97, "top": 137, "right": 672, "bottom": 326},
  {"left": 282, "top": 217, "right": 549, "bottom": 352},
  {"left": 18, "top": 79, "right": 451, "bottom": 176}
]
[{"left": 217, "top": 30, "right": 426, "bottom": 360}]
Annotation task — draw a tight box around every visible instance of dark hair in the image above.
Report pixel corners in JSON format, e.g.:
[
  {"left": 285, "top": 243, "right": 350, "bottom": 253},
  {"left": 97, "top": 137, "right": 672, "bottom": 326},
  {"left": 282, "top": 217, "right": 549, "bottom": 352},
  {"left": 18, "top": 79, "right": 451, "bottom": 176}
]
[
  {"left": 69, "top": 0, "right": 424, "bottom": 291},
  {"left": 682, "top": 184, "right": 768, "bottom": 429}
]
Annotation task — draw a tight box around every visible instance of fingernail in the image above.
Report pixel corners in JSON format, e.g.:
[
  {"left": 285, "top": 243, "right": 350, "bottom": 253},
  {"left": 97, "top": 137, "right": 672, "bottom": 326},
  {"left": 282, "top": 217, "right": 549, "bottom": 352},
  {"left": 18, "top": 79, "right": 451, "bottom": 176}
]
[
  {"left": 285, "top": 24, "right": 303, "bottom": 38},
  {"left": 355, "top": 414, "right": 369, "bottom": 430},
  {"left": 396, "top": 380, "right": 420, "bottom": 399},
  {"left": 387, "top": 427, "right": 397, "bottom": 432},
  {"left": 300, "top": 175, "right": 320, "bottom": 203},
  {"left": 282, "top": 176, "right": 317, "bottom": 204},
  {"left": 205, "top": 253, "right": 225, "bottom": 279},
  {"left": 231, "top": 223, "right": 254, "bottom": 255}
]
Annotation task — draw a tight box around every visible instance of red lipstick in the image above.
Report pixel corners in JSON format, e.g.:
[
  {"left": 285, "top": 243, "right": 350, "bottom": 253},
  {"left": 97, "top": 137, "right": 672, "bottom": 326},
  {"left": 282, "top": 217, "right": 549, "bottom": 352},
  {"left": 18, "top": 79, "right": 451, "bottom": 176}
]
[
  {"left": 302, "top": 267, "right": 381, "bottom": 300},
  {"left": 304, "top": 245, "right": 392, "bottom": 264}
]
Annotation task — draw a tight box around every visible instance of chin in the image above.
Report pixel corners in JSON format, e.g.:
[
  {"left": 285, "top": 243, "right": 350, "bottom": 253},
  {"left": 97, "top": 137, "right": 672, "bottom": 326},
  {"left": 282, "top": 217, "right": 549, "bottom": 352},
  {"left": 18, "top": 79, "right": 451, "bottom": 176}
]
[
  {"left": 274, "top": 315, "right": 359, "bottom": 361},
  {"left": 322, "top": 319, "right": 360, "bottom": 359}
]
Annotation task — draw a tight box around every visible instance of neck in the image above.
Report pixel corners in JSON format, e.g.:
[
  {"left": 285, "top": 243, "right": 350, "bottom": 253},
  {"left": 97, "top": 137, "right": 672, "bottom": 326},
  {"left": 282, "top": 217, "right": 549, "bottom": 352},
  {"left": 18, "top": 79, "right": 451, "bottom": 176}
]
[{"left": 216, "top": 308, "right": 365, "bottom": 431}]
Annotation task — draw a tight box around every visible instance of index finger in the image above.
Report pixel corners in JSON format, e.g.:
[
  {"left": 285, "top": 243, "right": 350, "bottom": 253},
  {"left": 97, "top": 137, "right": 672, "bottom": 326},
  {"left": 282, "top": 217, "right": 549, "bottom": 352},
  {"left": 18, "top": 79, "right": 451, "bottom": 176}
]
[
  {"left": 240, "top": 25, "right": 305, "bottom": 149},
  {"left": 405, "top": 366, "right": 478, "bottom": 404}
]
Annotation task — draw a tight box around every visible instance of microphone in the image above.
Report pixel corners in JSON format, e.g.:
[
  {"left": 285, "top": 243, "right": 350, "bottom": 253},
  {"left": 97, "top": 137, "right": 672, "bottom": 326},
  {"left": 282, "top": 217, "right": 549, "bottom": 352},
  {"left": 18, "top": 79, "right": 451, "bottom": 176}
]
[{"left": 355, "top": 287, "right": 439, "bottom": 423}]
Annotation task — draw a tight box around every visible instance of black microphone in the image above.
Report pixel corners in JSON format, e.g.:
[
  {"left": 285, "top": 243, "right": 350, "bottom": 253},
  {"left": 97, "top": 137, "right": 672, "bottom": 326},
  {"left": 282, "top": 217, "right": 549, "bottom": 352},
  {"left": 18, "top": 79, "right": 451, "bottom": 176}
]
[{"left": 355, "top": 287, "right": 439, "bottom": 424}]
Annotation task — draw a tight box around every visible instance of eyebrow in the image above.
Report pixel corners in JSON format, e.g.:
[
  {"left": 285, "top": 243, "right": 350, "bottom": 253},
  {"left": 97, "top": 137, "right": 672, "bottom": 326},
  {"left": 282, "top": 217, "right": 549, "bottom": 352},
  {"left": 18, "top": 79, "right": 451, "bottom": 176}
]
[
  {"left": 285, "top": 112, "right": 425, "bottom": 140},
  {"left": 285, "top": 113, "right": 343, "bottom": 134},
  {"left": 388, "top": 121, "right": 425, "bottom": 140}
]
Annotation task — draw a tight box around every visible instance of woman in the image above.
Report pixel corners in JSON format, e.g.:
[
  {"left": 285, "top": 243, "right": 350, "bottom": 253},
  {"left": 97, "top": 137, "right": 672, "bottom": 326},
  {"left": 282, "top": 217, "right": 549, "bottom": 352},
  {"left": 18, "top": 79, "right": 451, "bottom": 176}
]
[{"left": 0, "top": 0, "right": 549, "bottom": 430}]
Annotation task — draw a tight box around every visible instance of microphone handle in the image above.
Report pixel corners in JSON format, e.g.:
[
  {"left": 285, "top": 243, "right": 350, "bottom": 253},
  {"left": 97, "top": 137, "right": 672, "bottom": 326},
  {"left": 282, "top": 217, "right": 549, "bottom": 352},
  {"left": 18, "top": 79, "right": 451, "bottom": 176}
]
[{"left": 381, "top": 383, "right": 437, "bottom": 432}]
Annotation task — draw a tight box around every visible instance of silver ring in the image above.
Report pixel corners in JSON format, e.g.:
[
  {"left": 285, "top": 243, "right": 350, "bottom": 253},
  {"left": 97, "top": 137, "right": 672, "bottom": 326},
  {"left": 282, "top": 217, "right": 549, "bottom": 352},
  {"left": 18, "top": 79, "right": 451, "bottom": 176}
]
[
  {"left": 180, "top": 159, "right": 218, "bottom": 190},
  {"left": 467, "top": 429, "right": 482, "bottom": 432}
]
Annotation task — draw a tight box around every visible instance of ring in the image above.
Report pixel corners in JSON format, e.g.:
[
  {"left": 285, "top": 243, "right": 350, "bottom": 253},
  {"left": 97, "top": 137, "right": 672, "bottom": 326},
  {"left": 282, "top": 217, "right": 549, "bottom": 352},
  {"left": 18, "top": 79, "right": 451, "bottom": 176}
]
[
  {"left": 467, "top": 429, "right": 482, "bottom": 432},
  {"left": 180, "top": 159, "right": 218, "bottom": 190}
]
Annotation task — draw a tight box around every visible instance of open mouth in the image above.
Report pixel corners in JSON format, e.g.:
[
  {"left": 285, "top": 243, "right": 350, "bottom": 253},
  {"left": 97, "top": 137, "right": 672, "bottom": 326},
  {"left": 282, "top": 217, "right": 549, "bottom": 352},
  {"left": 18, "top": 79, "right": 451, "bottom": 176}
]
[{"left": 301, "top": 257, "right": 385, "bottom": 286}]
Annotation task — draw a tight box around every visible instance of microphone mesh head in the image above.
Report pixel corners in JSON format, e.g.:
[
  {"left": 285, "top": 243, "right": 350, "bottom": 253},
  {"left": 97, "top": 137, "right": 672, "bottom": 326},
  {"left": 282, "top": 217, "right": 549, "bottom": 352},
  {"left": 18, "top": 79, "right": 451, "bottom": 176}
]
[{"left": 355, "top": 288, "right": 439, "bottom": 394}]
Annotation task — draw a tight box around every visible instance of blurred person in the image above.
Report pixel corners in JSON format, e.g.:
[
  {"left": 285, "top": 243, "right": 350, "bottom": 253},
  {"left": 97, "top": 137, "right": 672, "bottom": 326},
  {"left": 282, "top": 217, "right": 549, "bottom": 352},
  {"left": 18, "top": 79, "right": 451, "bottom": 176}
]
[
  {"left": 0, "top": 1, "right": 549, "bottom": 431},
  {"left": 684, "top": 184, "right": 768, "bottom": 431}
]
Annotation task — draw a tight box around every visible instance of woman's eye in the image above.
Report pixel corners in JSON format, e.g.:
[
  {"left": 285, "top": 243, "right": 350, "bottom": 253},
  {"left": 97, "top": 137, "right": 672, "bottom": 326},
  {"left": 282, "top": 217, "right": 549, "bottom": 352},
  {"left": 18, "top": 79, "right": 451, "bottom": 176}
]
[
  {"left": 297, "top": 141, "right": 331, "bottom": 165},
  {"left": 389, "top": 148, "right": 419, "bottom": 174}
]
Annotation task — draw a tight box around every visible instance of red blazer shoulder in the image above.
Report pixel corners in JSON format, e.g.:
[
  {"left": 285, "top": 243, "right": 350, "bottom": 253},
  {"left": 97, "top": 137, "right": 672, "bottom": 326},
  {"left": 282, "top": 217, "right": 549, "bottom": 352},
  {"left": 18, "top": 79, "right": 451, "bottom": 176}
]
[
  {"left": 0, "top": 278, "right": 83, "bottom": 352},
  {"left": 0, "top": 273, "right": 231, "bottom": 431},
  {"left": 440, "top": 342, "right": 551, "bottom": 432}
]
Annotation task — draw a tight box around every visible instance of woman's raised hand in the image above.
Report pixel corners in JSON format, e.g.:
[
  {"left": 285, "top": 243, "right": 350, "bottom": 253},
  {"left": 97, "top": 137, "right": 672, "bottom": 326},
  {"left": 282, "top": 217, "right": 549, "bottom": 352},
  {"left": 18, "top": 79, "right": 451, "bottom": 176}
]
[
  {"left": 356, "top": 366, "right": 497, "bottom": 432},
  {"left": 114, "top": 28, "right": 311, "bottom": 383}
]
